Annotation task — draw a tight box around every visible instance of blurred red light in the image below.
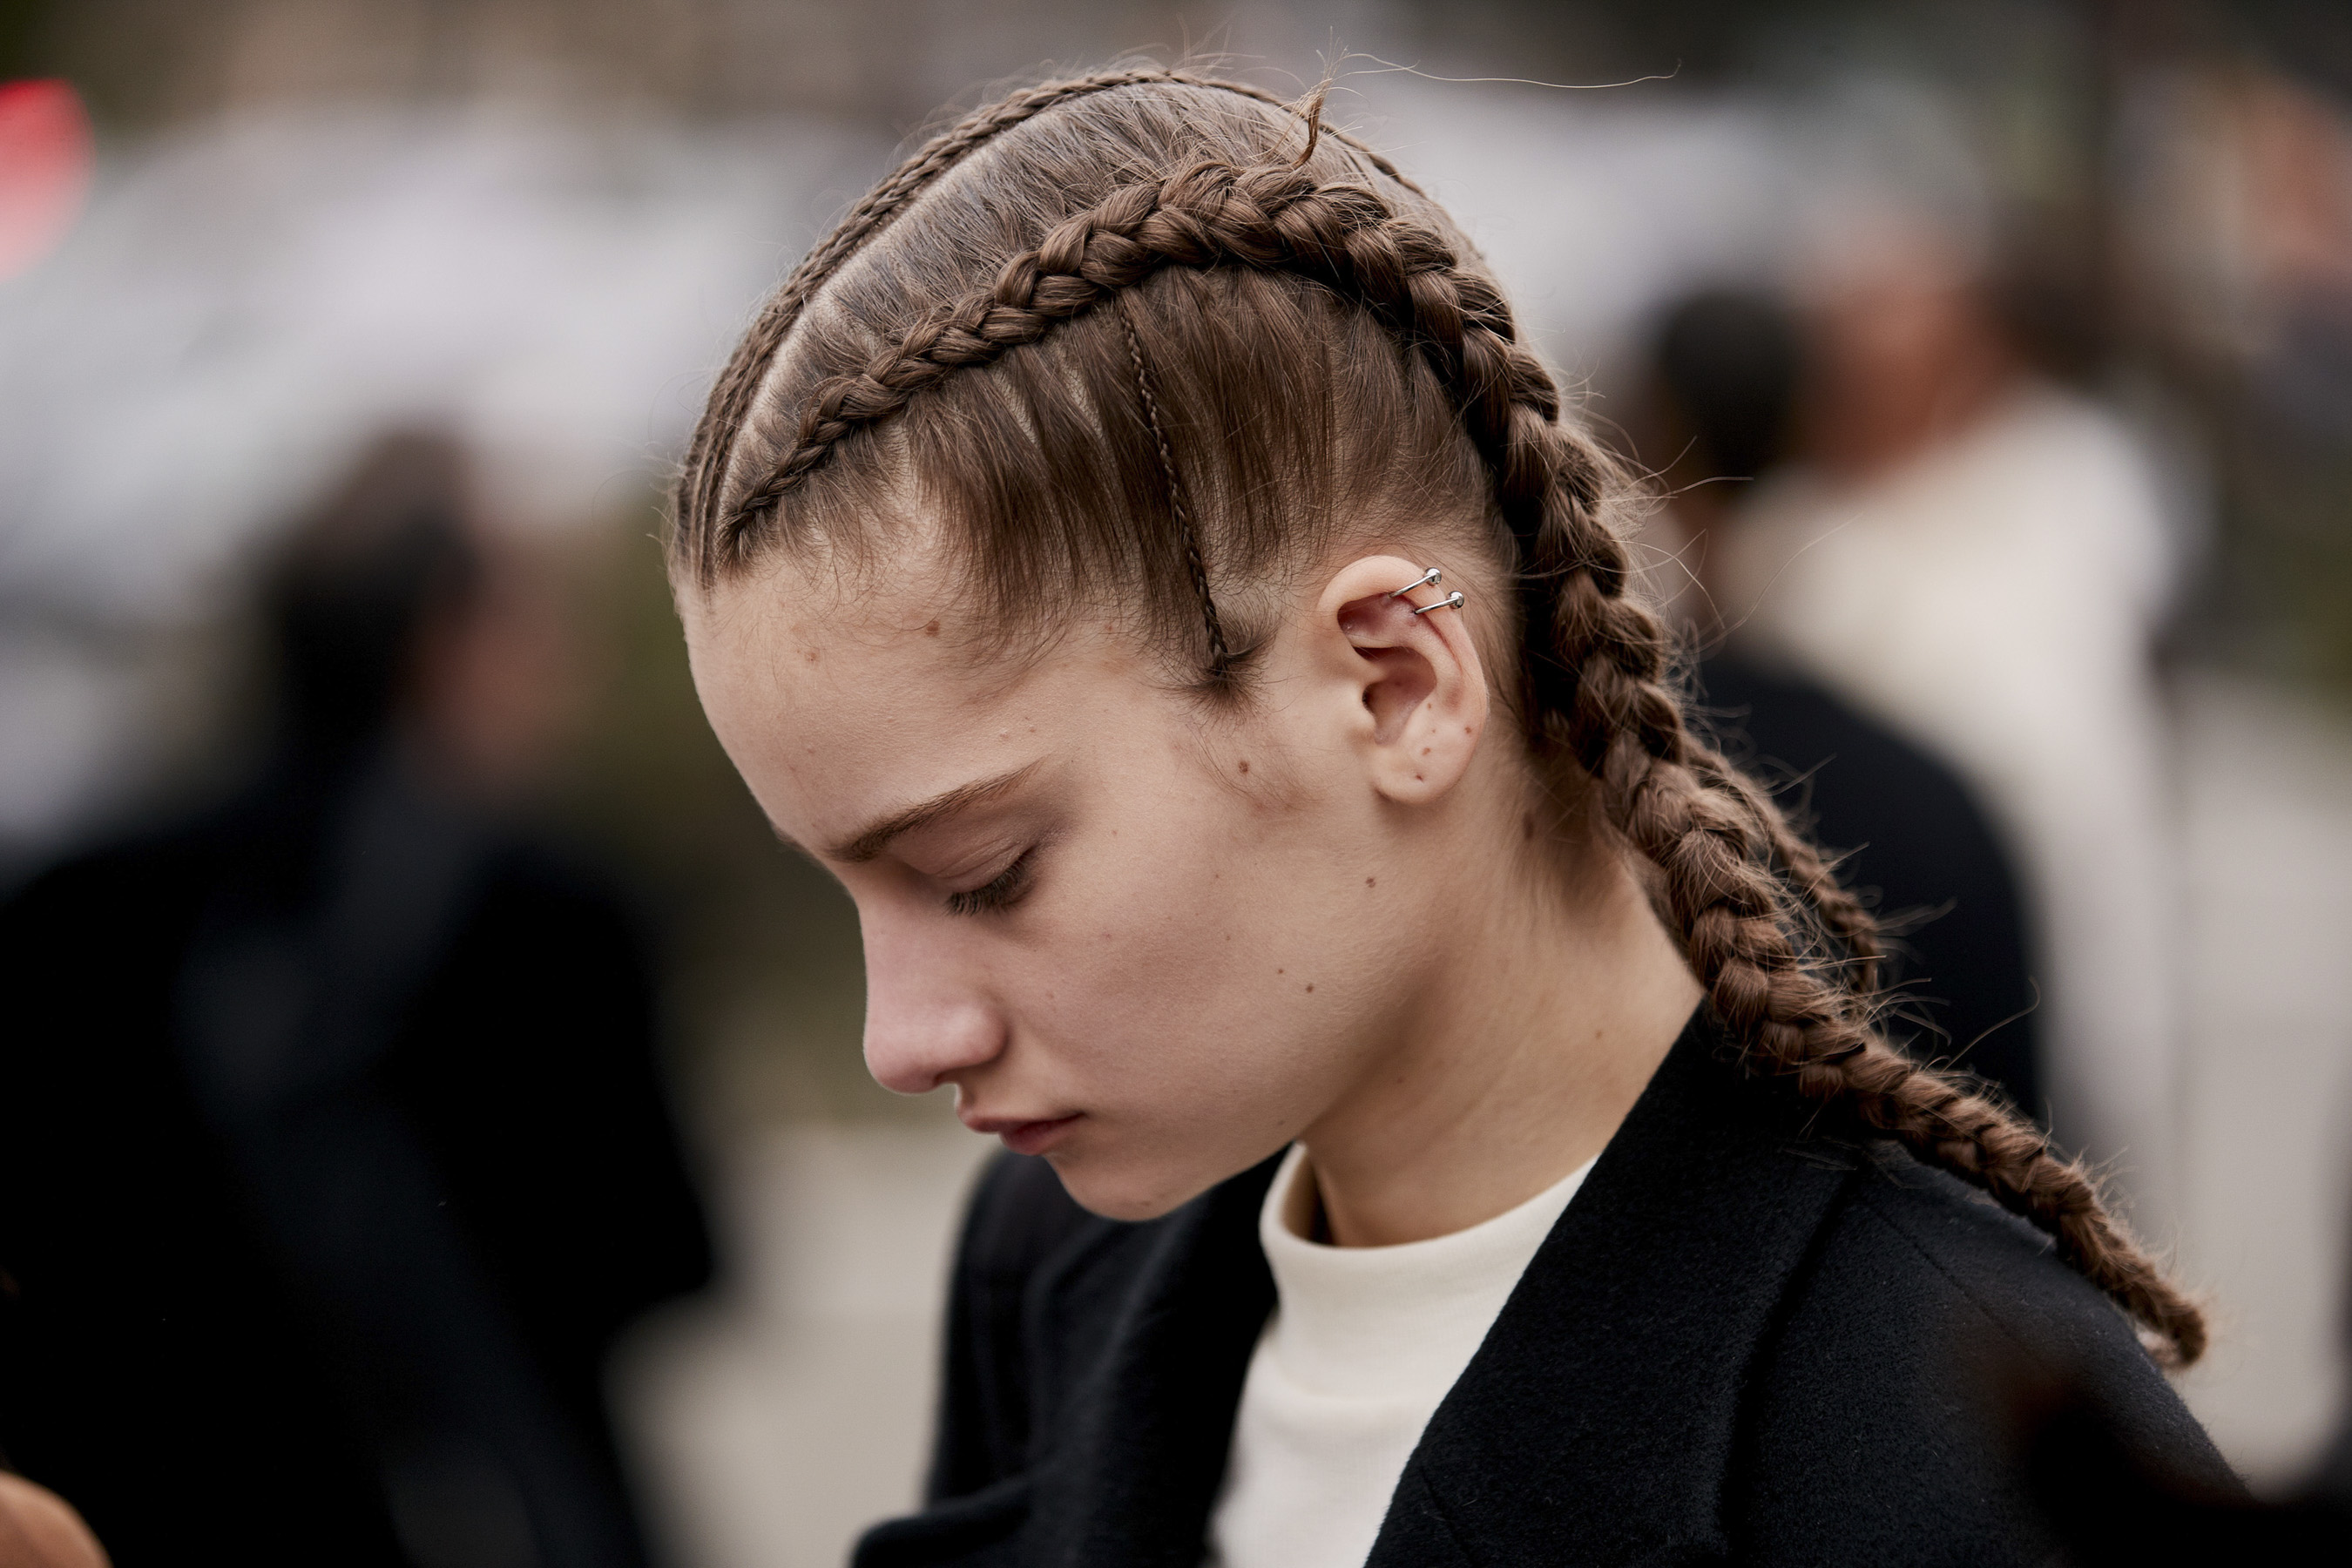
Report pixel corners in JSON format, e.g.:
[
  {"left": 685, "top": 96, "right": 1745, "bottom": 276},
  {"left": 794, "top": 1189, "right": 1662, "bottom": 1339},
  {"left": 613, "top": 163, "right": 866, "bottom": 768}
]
[{"left": 0, "top": 79, "right": 93, "bottom": 282}]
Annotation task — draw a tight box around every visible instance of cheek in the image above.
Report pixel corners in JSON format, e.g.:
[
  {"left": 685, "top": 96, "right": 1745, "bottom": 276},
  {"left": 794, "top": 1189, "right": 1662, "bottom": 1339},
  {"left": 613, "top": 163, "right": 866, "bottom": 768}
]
[{"left": 1013, "top": 749, "right": 1399, "bottom": 1152}]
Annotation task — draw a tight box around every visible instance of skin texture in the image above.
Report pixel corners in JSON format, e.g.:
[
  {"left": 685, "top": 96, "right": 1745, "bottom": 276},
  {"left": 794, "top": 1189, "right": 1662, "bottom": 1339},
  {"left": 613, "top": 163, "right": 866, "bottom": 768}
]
[
  {"left": 685, "top": 541, "right": 1701, "bottom": 1246},
  {"left": 0, "top": 1474, "right": 108, "bottom": 1568}
]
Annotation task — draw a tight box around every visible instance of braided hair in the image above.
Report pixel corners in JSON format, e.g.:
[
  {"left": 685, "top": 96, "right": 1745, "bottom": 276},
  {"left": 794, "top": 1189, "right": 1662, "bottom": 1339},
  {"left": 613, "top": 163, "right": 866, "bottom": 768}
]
[{"left": 671, "top": 69, "right": 2204, "bottom": 1367}]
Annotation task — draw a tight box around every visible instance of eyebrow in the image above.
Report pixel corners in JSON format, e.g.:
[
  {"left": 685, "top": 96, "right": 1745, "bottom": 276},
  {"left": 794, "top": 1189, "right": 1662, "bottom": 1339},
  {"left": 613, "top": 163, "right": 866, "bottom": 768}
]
[{"left": 827, "top": 761, "right": 1042, "bottom": 864}]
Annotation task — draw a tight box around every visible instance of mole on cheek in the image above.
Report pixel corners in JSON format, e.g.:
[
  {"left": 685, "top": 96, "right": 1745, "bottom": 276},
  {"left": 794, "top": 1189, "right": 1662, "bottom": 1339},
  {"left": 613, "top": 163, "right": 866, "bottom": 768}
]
[
  {"left": 1237, "top": 760, "right": 1249, "bottom": 774},
  {"left": 923, "top": 619, "right": 941, "bottom": 636},
  {"left": 1365, "top": 876, "right": 1375, "bottom": 889}
]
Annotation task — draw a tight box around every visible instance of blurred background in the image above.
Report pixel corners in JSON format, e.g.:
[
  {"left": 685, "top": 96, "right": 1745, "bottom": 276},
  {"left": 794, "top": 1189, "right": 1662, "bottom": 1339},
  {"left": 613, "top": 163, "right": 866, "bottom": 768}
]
[{"left": 2, "top": 1, "right": 2350, "bottom": 1564}]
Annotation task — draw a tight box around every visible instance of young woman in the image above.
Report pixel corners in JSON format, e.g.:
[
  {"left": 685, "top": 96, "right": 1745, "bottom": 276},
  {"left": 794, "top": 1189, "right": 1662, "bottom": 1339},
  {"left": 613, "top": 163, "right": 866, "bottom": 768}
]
[{"left": 672, "top": 69, "right": 2230, "bottom": 1567}]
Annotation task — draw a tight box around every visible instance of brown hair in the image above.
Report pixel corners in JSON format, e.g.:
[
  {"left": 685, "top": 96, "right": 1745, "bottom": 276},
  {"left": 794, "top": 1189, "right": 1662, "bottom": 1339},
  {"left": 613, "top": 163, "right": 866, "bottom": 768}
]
[{"left": 672, "top": 68, "right": 2204, "bottom": 1366}]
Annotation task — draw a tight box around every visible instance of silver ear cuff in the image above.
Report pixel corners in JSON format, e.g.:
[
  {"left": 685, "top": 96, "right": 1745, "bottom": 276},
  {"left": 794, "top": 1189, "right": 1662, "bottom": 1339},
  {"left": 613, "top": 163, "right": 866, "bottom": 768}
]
[{"left": 1388, "top": 566, "right": 1465, "bottom": 616}]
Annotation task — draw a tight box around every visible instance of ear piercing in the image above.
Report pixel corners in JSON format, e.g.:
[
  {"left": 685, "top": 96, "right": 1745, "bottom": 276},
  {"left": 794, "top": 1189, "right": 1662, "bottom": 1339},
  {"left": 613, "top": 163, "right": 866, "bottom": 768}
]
[{"left": 1388, "top": 565, "right": 1465, "bottom": 615}]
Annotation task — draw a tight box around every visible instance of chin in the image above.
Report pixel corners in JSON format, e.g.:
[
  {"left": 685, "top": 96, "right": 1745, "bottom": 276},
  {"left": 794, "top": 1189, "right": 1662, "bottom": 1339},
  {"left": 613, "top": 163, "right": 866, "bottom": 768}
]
[{"left": 1045, "top": 1146, "right": 1238, "bottom": 1222}]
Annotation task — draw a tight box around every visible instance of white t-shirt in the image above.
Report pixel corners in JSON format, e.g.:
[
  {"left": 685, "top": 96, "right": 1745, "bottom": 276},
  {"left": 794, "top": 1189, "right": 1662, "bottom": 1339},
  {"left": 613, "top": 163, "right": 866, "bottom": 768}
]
[{"left": 1205, "top": 1143, "right": 1597, "bottom": 1568}]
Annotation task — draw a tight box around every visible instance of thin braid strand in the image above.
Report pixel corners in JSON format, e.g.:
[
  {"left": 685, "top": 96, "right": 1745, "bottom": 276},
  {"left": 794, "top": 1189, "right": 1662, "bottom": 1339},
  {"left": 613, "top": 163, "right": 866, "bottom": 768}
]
[{"left": 1115, "top": 298, "right": 1232, "bottom": 676}]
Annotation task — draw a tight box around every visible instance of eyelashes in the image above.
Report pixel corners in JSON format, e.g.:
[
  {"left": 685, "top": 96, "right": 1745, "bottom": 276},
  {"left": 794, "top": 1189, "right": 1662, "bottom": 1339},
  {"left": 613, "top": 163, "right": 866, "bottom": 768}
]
[{"left": 944, "top": 847, "right": 1037, "bottom": 918}]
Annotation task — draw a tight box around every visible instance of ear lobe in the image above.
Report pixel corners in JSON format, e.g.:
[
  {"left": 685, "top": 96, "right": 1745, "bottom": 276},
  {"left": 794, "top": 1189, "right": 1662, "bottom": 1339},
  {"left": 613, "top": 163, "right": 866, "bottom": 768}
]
[{"left": 1321, "top": 555, "right": 1490, "bottom": 808}]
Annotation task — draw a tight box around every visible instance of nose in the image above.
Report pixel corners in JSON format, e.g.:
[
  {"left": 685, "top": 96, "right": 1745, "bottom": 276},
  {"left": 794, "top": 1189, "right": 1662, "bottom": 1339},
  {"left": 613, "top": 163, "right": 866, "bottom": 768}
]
[{"left": 859, "top": 916, "right": 1008, "bottom": 1095}]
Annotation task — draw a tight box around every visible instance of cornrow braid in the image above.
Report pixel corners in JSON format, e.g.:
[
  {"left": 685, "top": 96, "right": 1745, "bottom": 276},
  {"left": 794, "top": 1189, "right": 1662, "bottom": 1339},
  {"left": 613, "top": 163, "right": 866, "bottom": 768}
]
[
  {"left": 679, "top": 80, "right": 2205, "bottom": 1368},
  {"left": 672, "top": 67, "right": 1415, "bottom": 582},
  {"left": 722, "top": 162, "right": 1429, "bottom": 534}
]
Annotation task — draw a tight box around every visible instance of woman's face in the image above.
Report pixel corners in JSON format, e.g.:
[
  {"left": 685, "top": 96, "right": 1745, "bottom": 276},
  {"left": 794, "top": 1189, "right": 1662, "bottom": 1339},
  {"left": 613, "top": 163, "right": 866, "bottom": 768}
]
[{"left": 684, "top": 544, "right": 1493, "bottom": 1219}]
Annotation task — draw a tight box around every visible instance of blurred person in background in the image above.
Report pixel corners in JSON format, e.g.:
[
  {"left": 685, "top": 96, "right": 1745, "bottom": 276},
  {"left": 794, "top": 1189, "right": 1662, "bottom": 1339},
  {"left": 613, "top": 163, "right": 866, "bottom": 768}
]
[
  {"left": 0, "top": 432, "right": 712, "bottom": 1568},
  {"left": 1703, "top": 224, "right": 2190, "bottom": 1230},
  {"left": 1635, "top": 286, "right": 2044, "bottom": 1119}
]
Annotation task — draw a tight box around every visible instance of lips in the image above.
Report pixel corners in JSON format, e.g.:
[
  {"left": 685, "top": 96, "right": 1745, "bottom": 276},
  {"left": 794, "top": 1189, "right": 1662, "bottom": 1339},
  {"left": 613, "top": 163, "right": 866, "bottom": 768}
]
[{"left": 961, "top": 1110, "right": 1082, "bottom": 1156}]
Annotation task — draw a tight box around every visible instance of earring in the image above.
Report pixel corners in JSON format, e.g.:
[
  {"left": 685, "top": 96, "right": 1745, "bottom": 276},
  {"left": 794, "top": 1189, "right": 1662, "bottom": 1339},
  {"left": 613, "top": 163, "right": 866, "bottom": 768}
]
[{"left": 1389, "top": 566, "right": 1465, "bottom": 615}]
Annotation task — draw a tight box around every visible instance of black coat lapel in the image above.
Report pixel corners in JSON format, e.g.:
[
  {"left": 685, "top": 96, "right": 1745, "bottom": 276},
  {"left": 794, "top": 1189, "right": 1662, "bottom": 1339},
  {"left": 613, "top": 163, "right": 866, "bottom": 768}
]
[
  {"left": 1369, "top": 1010, "right": 1860, "bottom": 1567},
  {"left": 1023, "top": 1153, "right": 1281, "bottom": 1567}
]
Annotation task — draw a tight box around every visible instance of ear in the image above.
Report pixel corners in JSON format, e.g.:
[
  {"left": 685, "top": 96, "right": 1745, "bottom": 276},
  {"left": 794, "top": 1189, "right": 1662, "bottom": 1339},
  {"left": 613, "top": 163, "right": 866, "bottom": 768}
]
[{"left": 1313, "top": 554, "right": 1490, "bottom": 807}]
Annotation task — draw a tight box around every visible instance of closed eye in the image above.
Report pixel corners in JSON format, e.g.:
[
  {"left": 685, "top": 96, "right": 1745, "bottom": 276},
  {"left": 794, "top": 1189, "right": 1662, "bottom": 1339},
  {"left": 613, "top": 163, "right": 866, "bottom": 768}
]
[{"left": 944, "top": 847, "right": 1037, "bottom": 918}]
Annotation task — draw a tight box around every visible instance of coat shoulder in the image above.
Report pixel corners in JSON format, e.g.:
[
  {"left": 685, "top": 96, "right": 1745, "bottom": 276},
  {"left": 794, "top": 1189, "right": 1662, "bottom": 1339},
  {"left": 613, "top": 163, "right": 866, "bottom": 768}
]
[
  {"left": 1831, "top": 1143, "right": 2198, "bottom": 1408},
  {"left": 960, "top": 1151, "right": 1104, "bottom": 1287},
  {"left": 924, "top": 1152, "right": 1124, "bottom": 1503},
  {"left": 1732, "top": 1139, "right": 2234, "bottom": 1566}
]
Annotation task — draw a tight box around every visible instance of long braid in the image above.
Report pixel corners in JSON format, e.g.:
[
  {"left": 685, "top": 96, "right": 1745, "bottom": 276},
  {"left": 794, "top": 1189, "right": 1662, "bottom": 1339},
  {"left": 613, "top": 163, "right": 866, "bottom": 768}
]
[
  {"left": 690, "top": 128, "right": 2206, "bottom": 1367},
  {"left": 1478, "top": 285, "right": 2207, "bottom": 1369},
  {"left": 673, "top": 68, "right": 1415, "bottom": 580}
]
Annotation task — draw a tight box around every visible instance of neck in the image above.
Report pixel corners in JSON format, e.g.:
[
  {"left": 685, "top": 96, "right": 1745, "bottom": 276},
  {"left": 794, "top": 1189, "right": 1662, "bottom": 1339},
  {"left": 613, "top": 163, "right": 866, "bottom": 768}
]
[{"left": 1299, "top": 818, "right": 1702, "bottom": 1248}]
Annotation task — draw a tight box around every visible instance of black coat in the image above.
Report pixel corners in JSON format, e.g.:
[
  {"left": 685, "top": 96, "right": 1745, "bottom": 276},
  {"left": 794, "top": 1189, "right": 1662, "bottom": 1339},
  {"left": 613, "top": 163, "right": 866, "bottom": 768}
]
[
  {"left": 0, "top": 760, "right": 712, "bottom": 1567},
  {"left": 858, "top": 1009, "right": 2231, "bottom": 1567}
]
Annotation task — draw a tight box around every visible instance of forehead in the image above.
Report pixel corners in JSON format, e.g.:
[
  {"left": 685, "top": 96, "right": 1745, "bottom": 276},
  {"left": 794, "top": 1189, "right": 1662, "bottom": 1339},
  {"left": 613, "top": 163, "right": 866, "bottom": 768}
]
[{"left": 680, "top": 548, "right": 1140, "bottom": 844}]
